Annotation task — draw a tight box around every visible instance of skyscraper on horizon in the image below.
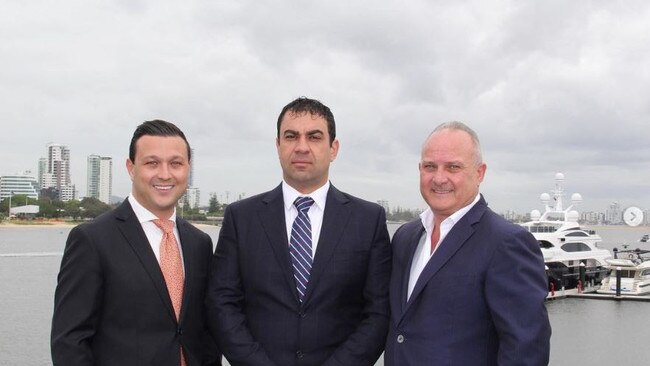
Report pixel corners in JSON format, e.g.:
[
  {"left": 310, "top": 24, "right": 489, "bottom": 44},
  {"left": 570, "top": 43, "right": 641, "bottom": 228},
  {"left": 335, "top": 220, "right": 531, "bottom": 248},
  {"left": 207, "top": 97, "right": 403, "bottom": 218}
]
[
  {"left": 39, "top": 143, "right": 76, "bottom": 201},
  {"left": 87, "top": 155, "right": 113, "bottom": 204}
]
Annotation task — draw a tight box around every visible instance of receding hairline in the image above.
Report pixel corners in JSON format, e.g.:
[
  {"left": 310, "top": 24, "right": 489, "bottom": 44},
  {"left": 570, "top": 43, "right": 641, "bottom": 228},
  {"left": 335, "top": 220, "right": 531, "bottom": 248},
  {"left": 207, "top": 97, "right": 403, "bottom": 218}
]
[{"left": 422, "top": 121, "right": 483, "bottom": 165}]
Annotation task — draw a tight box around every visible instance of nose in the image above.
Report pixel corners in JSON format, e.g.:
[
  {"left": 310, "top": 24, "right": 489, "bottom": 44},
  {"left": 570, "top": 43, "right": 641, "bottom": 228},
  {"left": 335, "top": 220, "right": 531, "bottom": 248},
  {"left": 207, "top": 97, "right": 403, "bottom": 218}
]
[
  {"left": 431, "top": 169, "right": 448, "bottom": 184},
  {"left": 294, "top": 136, "right": 310, "bottom": 152},
  {"left": 157, "top": 163, "right": 172, "bottom": 179}
]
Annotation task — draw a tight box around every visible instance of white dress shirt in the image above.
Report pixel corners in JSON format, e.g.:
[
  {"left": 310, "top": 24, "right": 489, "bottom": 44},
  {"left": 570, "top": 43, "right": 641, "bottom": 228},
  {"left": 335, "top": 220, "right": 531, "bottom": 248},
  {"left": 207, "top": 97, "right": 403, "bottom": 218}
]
[
  {"left": 282, "top": 181, "right": 329, "bottom": 258},
  {"left": 407, "top": 193, "right": 481, "bottom": 300},
  {"left": 128, "top": 194, "right": 185, "bottom": 271}
]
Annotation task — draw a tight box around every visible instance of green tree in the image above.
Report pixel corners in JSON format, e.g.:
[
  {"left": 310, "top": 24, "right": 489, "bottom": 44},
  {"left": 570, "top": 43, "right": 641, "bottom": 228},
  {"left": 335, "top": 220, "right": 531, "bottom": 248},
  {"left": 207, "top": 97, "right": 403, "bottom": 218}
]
[
  {"left": 36, "top": 199, "right": 65, "bottom": 218},
  {"left": 208, "top": 193, "right": 221, "bottom": 214},
  {"left": 80, "top": 197, "right": 112, "bottom": 218},
  {"left": 64, "top": 199, "right": 82, "bottom": 220}
]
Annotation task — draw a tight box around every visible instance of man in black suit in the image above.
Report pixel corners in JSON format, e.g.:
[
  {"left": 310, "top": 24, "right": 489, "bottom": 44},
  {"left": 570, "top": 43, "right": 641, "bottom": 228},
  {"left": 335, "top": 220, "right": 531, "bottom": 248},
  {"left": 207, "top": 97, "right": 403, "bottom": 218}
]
[
  {"left": 206, "top": 97, "right": 391, "bottom": 366},
  {"left": 51, "top": 120, "right": 220, "bottom": 366}
]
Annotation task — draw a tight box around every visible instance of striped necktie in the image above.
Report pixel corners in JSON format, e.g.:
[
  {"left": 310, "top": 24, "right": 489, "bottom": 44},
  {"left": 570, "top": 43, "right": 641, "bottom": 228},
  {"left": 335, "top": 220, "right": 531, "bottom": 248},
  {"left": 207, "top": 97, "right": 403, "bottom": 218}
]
[{"left": 289, "top": 196, "right": 315, "bottom": 303}]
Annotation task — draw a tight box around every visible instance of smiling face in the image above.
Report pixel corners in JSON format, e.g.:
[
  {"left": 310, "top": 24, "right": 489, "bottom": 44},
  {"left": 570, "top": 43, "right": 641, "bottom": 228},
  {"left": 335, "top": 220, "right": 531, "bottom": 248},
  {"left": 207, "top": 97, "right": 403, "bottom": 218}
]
[
  {"left": 126, "top": 135, "right": 190, "bottom": 219},
  {"left": 419, "top": 128, "right": 486, "bottom": 222},
  {"left": 276, "top": 112, "right": 339, "bottom": 194}
]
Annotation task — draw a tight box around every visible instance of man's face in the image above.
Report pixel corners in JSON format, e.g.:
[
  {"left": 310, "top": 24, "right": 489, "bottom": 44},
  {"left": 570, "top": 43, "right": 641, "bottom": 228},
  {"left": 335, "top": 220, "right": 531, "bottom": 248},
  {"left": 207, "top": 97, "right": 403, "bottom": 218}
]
[
  {"left": 126, "top": 135, "right": 190, "bottom": 219},
  {"left": 419, "top": 129, "right": 486, "bottom": 221},
  {"left": 276, "top": 112, "right": 339, "bottom": 194}
]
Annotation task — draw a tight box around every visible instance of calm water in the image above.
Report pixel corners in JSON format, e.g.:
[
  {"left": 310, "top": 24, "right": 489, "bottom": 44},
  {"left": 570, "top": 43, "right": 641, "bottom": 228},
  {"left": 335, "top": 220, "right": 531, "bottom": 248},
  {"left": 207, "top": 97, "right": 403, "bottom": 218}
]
[{"left": 1, "top": 224, "right": 649, "bottom": 365}]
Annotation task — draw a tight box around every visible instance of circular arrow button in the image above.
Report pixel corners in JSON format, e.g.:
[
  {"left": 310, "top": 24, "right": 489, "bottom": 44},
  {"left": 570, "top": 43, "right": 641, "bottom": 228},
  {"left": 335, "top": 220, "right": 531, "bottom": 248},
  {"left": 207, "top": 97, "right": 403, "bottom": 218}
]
[{"left": 623, "top": 206, "right": 644, "bottom": 227}]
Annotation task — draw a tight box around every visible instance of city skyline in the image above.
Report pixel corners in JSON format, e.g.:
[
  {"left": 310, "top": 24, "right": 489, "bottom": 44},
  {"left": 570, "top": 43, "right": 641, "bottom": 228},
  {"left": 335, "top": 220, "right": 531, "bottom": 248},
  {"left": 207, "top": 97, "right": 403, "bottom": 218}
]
[
  {"left": 2, "top": 2, "right": 650, "bottom": 214},
  {"left": 2, "top": 141, "right": 646, "bottom": 217}
]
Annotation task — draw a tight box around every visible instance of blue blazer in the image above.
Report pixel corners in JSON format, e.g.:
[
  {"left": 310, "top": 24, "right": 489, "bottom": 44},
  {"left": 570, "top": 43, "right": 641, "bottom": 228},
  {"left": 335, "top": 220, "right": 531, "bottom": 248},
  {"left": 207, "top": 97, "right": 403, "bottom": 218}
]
[
  {"left": 385, "top": 196, "right": 551, "bottom": 366},
  {"left": 206, "top": 184, "right": 391, "bottom": 366}
]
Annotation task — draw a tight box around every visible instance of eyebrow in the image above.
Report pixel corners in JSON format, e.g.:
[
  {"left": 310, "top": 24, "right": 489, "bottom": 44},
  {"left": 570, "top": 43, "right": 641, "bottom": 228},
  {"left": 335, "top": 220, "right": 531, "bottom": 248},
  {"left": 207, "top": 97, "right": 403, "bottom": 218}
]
[{"left": 283, "top": 129, "right": 325, "bottom": 135}]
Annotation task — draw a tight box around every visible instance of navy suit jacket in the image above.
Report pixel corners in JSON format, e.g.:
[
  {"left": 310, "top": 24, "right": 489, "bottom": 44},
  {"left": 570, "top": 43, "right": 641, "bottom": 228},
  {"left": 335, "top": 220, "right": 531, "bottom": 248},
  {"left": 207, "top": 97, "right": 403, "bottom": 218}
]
[
  {"left": 206, "top": 184, "right": 391, "bottom": 366},
  {"left": 51, "top": 200, "right": 220, "bottom": 366},
  {"left": 385, "top": 196, "right": 551, "bottom": 366}
]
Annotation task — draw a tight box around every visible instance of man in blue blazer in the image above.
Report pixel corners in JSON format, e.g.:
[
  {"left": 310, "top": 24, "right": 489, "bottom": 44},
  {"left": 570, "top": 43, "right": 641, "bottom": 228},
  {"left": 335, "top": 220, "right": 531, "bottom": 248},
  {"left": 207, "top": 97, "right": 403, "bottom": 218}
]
[
  {"left": 51, "top": 120, "right": 220, "bottom": 366},
  {"left": 385, "top": 122, "right": 551, "bottom": 366},
  {"left": 206, "top": 97, "right": 391, "bottom": 366}
]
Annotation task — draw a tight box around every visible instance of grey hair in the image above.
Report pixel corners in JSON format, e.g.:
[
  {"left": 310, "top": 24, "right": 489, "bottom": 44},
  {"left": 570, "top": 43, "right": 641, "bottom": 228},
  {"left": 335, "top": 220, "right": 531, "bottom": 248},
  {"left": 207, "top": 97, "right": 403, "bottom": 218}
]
[{"left": 426, "top": 121, "right": 483, "bottom": 165}]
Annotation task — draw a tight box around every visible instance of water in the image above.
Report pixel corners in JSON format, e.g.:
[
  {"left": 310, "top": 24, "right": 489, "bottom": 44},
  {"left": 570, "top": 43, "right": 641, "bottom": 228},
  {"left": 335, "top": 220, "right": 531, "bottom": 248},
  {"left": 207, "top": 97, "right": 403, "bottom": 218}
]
[{"left": 1, "top": 224, "right": 649, "bottom": 365}]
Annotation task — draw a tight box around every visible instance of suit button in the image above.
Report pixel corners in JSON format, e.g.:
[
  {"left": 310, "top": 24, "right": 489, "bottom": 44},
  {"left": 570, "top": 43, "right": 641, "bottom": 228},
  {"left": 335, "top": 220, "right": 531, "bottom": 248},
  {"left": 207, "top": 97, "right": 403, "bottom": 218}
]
[
  {"left": 298, "top": 311, "right": 306, "bottom": 318},
  {"left": 177, "top": 327, "right": 183, "bottom": 335},
  {"left": 397, "top": 334, "right": 405, "bottom": 343},
  {"left": 296, "top": 350, "right": 304, "bottom": 359}
]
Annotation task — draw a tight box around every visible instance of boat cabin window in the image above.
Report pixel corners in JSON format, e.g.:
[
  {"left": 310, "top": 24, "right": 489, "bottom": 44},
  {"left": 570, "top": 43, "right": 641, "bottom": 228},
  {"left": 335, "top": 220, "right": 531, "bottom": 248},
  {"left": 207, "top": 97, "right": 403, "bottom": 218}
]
[
  {"left": 616, "top": 270, "right": 636, "bottom": 278},
  {"left": 560, "top": 242, "right": 591, "bottom": 252},
  {"left": 641, "top": 270, "right": 650, "bottom": 276},
  {"left": 538, "top": 240, "right": 554, "bottom": 249},
  {"left": 565, "top": 231, "right": 589, "bottom": 237},
  {"left": 529, "top": 225, "right": 559, "bottom": 233}
]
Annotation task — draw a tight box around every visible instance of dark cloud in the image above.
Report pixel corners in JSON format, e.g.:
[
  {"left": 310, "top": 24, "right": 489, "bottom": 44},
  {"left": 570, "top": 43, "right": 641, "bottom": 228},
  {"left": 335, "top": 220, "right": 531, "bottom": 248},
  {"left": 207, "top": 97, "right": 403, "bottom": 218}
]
[{"left": 2, "top": 1, "right": 649, "bottom": 215}]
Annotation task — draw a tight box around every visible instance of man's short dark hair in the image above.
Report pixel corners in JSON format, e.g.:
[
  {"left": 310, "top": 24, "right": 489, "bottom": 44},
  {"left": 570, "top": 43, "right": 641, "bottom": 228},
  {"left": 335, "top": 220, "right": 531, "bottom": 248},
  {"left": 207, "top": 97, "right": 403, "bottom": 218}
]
[
  {"left": 276, "top": 97, "right": 336, "bottom": 145},
  {"left": 129, "top": 120, "right": 191, "bottom": 162}
]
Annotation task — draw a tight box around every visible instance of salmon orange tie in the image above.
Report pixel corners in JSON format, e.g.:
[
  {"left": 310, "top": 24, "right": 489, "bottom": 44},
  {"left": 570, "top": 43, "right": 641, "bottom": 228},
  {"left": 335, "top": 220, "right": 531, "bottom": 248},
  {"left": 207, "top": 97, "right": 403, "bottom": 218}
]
[
  {"left": 431, "top": 225, "right": 440, "bottom": 255},
  {"left": 153, "top": 219, "right": 186, "bottom": 366}
]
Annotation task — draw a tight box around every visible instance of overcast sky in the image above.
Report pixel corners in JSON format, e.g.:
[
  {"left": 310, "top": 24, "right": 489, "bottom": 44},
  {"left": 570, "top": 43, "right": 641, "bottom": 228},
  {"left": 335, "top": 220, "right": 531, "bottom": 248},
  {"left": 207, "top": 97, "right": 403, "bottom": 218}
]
[{"left": 2, "top": 1, "right": 649, "bottom": 215}]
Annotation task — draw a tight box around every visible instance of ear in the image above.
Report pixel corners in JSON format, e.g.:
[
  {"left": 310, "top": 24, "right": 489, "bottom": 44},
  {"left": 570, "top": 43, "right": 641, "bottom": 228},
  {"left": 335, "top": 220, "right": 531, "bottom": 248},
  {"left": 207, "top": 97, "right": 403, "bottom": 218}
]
[
  {"left": 126, "top": 158, "right": 135, "bottom": 181},
  {"left": 477, "top": 162, "right": 487, "bottom": 184},
  {"left": 329, "top": 139, "right": 340, "bottom": 162}
]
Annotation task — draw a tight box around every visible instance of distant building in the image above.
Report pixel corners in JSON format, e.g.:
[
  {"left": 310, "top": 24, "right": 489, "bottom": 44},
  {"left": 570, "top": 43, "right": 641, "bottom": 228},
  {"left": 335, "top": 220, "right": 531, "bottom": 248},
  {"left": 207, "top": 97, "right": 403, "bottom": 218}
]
[
  {"left": 87, "top": 155, "right": 113, "bottom": 204},
  {"left": 580, "top": 211, "right": 601, "bottom": 224},
  {"left": 606, "top": 201, "right": 622, "bottom": 224},
  {"left": 0, "top": 172, "right": 40, "bottom": 200},
  {"left": 181, "top": 187, "right": 201, "bottom": 209},
  {"left": 39, "top": 143, "right": 76, "bottom": 201},
  {"left": 9, "top": 205, "right": 40, "bottom": 219}
]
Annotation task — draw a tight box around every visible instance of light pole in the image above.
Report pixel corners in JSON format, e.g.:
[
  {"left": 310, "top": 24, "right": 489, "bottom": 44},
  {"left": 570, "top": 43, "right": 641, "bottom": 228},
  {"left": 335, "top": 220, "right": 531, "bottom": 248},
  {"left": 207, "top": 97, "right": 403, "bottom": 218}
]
[{"left": 8, "top": 191, "right": 13, "bottom": 220}]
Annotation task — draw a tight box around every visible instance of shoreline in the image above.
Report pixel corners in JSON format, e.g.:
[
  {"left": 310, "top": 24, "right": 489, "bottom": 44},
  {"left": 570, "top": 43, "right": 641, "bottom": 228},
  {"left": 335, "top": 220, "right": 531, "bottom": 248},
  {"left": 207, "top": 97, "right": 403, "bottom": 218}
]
[
  {"left": 0, "top": 221, "right": 77, "bottom": 228},
  {"left": 0, "top": 221, "right": 217, "bottom": 229}
]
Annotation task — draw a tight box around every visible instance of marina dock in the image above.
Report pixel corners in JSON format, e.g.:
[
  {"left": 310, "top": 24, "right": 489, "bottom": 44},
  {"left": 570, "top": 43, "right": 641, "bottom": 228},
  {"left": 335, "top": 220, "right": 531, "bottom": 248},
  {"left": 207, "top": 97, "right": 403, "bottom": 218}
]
[{"left": 547, "top": 286, "right": 650, "bottom": 302}]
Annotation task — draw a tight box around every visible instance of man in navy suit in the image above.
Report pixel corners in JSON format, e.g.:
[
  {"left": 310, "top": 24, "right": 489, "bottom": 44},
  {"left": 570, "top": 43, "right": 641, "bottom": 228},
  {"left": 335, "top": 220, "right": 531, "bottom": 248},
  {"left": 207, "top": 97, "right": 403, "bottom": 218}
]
[
  {"left": 206, "top": 97, "right": 391, "bottom": 366},
  {"left": 51, "top": 120, "right": 220, "bottom": 365},
  {"left": 385, "top": 122, "right": 551, "bottom": 365}
]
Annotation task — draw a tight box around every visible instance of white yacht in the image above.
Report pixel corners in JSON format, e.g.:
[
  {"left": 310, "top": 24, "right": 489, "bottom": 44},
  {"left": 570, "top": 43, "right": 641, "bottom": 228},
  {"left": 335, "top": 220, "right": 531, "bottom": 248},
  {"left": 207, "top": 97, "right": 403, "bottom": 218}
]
[
  {"left": 520, "top": 173, "right": 612, "bottom": 290},
  {"left": 597, "top": 248, "right": 650, "bottom": 295}
]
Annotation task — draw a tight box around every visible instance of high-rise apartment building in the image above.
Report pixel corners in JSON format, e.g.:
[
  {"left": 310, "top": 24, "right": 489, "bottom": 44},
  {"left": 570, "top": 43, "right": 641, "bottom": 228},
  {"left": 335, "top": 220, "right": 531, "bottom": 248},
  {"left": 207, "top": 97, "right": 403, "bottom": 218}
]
[
  {"left": 0, "top": 171, "right": 40, "bottom": 200},
  {"left": 181, "top": 187, "right": 201, "bottom": 209},
  {"left": 39, "top": 143, "right": 76, "bottom": 201},
  {"left": 87, "top": 155, "right": 113, "bottom": 204}
]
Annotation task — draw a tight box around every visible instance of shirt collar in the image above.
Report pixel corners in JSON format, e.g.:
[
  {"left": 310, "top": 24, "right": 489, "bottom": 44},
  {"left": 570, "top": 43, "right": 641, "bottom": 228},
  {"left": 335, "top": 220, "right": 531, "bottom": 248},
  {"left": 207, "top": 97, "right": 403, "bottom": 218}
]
[
  {"left": 128, "top": 193, "right": 177, "bottom": 224},
  {"left": 282, "top": 180, "right": 330, "bottom": 211},
  {"left": 419, "top": 193, "right": 481, "bottom": 232}
]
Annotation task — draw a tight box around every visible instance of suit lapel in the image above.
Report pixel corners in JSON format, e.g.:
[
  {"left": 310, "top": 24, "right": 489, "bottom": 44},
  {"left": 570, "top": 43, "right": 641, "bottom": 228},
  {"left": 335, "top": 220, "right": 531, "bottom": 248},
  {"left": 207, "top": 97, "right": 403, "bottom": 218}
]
[
  {"left": 176, "top": 218, "right": 195, "bottom": 324},
  {"left": 399, "top": 224, "right": 426, "bottom": 315},
  {"left": 114, "top": 201, "right": 178, "bottom": 323},
  {"left": 401, "top": 197, "right": 487, "bottom": 318},
  {"left": 302, "top": 186, "right": 351, "bottom": 304},
  {"left": 258, "top": 185, "right": 299, "bottom": 301}
]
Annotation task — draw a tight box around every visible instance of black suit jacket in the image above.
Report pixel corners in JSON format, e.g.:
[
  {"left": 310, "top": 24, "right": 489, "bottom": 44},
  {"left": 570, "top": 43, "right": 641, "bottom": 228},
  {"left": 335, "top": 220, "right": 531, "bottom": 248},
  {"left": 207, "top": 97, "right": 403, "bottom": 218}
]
[
  {"left": 206, "top": 184, "right": 391, "bottom": 366},
  {"left": 51, "top": 200, "right": 220, "bottom": 366}
]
